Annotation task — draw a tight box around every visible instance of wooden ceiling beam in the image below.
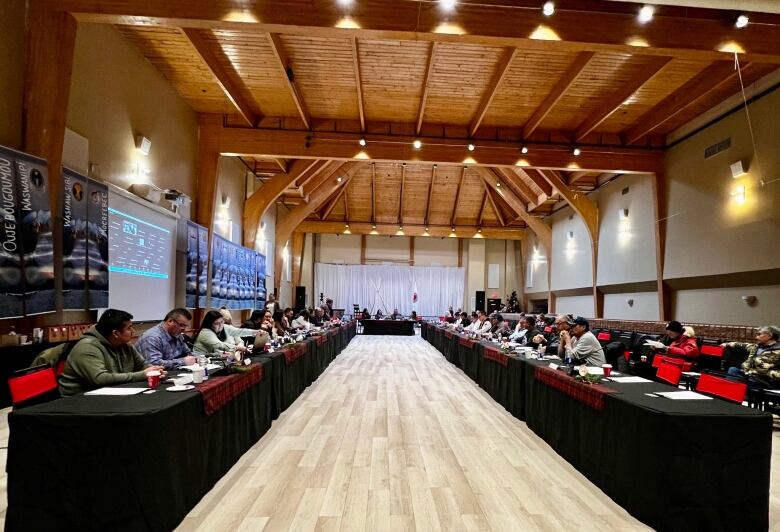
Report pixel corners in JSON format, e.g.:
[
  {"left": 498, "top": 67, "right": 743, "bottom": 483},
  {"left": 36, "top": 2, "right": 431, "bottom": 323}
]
[
  {"left": 474, "top": 167, "right": 552, "bottom": 253},
  {"left": 483, "top": 185, "right": 507, "bottom": 227},
  {"left": 424, "top": 164, "right": 437, "bottom": 227},
  {"left": 522, "top": 51, "right": 595, "bottom": 139},
  {"left": 520, "top": 168, "right": 554, "bottom": 198},
  {"left": 267, "top": 32, "right": 310, "bottom": 129},
  {"left": 182, "top": 28, "right": 260, "bottom": 127},
  {"left": 450, "top": 165, "right": 467, "bottom": 228},
  {"left": 469, "top": 47, "right": 517, "bottom": 137},
  {"left": 297, "top": 221, "right": 525, "bottom": 240},
  {"left": 416, "top": 42, "right": 438, "bottom": 136},
  {"left": 59, "top": 1, "right": 780, "bottom": 63},
  {"left": 319, "top": 186, "right": 347, "bottom": 220},
  {"left": 344, "top": 187, "right": 350, "bottom": 222},
  {"left": 272, "top": 158, "right": 288, "bottom": 173},
  {"left": 301, "top": 160, "right": 344, "bottom": 199},
  {"left": 199, "top": 115, "right": 664, "bottom": 173},
  {"left": 477, "top": 189, "right": 488, "bottom": 226},
  {"left": 371, "top": 162, "right": 376, "bottom": 225},
  {"left": 575, "top": 55, "right": 673, "bottom": 141},
  {"left": 623, "top": 60, "right": 751, "bottom": 144},
  {"left": 495, "top": 167, "right": 538, "bottom": 207},
  {"left": 398, "top": 163, "right": 406, "bottom": 226},
  {"left": 351, "top": 37, "right": 366, "bottom": 132},
  {"left": 568, "top": 170, "right": 590, "bottom": 186},
  {"left": 537, "top": 169, "right": 599, "bottom": 242}
]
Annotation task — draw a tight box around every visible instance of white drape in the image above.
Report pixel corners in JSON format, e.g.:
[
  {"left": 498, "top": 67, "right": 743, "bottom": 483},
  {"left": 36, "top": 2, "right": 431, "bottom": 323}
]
[{"left": 314, "top": 263, "right": 464, "bottom": 317}]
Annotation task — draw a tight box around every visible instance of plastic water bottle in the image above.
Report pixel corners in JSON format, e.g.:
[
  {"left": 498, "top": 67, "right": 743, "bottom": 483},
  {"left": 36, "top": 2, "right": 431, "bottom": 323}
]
[{"left": 564, "top": 353, "right": 573, "bottom": 365}]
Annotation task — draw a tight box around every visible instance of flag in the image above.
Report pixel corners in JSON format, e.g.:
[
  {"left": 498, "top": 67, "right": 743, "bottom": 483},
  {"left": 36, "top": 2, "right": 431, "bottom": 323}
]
[{"left": 412, "top": 279, "right": 418, "bottom": 303}]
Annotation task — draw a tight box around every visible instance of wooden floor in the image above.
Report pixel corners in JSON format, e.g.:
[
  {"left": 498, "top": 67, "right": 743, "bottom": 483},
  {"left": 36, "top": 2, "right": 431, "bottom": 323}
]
[{"left": 0, "top": 335, "right": 778, "bottom": 530}]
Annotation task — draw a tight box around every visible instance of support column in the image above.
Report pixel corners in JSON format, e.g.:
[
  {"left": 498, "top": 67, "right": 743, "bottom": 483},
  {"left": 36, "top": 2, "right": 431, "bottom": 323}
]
[
  {"left": 652, "top": 170, "right": 672, "bottom": 320},
  {"left": 409, "top": 236, "right": 415, "bottom": 266},
  {"left": 291, "top": 231, "right": 305, "bottom": 288}
]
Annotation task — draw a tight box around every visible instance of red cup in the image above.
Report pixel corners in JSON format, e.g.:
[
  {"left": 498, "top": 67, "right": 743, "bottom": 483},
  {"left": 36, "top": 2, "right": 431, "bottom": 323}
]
[
  {"left": 602, "top": 364, "right": 612, "bottom": 377},
  {"left": 146, "top": 370, "right": 161, "bottom": 389}
]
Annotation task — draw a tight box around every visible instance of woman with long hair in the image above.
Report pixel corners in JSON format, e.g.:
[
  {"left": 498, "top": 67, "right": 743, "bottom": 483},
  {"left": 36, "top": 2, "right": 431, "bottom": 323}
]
[{"left": 193, "top": 309, "right": 259, "bottom": 357}]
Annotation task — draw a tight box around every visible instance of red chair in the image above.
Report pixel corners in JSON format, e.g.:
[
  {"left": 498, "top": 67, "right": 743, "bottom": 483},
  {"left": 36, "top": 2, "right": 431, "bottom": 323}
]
[
  {"left": 597, "top": 331, "right": 612, "bottom": 342},
  {"left": 700, "top": 344, "right": 724, "bottom": 358},
  {"left": 695, "top": 372, "right": 747, "bottom": 404},
  {"left": 8, "top": 365, "right": 59, "bottom": 408},
  {"left": 655, "top": 359, "right": 683, "bottom": 386},
  {"left": 544, "top": 325, "right": 553, "bottom": 333},
  {"left": 652, "top": 354, "right": 694, "bottom": 372}
]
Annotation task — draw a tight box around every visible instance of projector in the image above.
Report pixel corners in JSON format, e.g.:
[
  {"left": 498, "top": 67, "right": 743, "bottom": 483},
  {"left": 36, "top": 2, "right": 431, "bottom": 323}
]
[{"left": 164, "top": 189, "right": 191, "bottom": 205}]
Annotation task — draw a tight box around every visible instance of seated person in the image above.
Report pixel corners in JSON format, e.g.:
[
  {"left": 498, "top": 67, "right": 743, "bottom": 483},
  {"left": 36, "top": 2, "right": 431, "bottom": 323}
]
[
  {"left": 410, "top": 311, "right": 419, "bottom": 321},
  {"left": 651, "top": 321, "right": 699, "bottom": 363},
  {"left": 310, "top": 307, "right": 325, "bottom": 327},
  {"left": 324, "top": 298, "right": 334, "bottom": 318},
  {"left": 726, "top": 326, "right": 780, "bottom": 389},
  {"left": 219, "top": 306, "right": 233, "bottom": 325},
  {"left": 474, "top": 312, "right": 493, "bottom": 335},
  {"left": 509, "top": 314, "right": 530, "bottom": 342},
  {"left": 292, "top": 309, "right": 313, "bottom": 331},
  {"left": 193, "top": 309, "right": 258, "bottom": 357},
  {"left": 375, "top": 308, "right": 384, "bottom": 319},
  {"left": 271, "top": 311, "right": 286, "bottom": 339},
  {"left": 560, "top": 316, "right": 606, "bottom": 366},
  {"left": 514, "top": 316, "right": 543, "bottom": 348},
  {"left": 135, "top": 308, "right": 197, "bottom": 370},
  {"left": 361, "top": 308, "right": 370, "bottom": 320},
  {"left": 535, "top": 313, "right": 547, "bottom": 330},
  {"left": 391, "top": 308, "right": 402, "bottom": 320},
  {"left": 533, "top": 313, "right": 572, "bottom": 355},
  {"left": 281, "top": 307, "right": 295, "bottom": 332},
  {"left": 59, "top": 309, "right": 165, "bottom": 397},
  {"left": 490, "top": 314, "right": 511, "bottom": 338},
  {"left": 241, "top": 309, "right": 265, "bottom": 330},
  {"left": 455, "top": 311, "right": 469, "bottom": 329}
]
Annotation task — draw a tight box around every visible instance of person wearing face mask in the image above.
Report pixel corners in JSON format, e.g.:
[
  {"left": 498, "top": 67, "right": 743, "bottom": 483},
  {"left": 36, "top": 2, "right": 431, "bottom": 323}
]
[{"left": 193, "top": 309, "right": 259, "bottom": 357}]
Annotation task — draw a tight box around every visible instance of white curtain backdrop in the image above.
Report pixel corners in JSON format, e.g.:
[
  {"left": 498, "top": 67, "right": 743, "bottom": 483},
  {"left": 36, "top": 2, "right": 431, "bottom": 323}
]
[{"left": 314, "top": 263, "right": 464, "bottom": 317}]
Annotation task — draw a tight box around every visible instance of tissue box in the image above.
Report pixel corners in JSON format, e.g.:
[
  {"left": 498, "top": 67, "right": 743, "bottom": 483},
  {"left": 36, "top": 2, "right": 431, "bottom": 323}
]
[{"left": 1, "top": 334, "right": 22, "bottom": 347}]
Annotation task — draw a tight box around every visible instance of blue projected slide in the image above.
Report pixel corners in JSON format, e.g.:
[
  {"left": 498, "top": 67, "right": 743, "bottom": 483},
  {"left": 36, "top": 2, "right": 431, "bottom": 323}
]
[{"left": 108, "top": 207, "right": 171, "bottom": 279}]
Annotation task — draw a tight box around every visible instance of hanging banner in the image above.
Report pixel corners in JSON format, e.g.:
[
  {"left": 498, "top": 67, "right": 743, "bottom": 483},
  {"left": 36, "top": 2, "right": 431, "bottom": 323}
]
[
  {"left": 0, "top": 147, "right": 24, "bottom": 318},
  {"left": 197, "top": 224, "right": 208, "bottom": 308},
  {"left": 256, "top": 252, "right": 266, "bottom": 310},
  {"left": 60, "top": 168, "right": 88, "bottom": 310},
  {"left": 86, "top": 178, "right": 109, "bottom": 309},
  {"left": 210, "top": 234, "right": 228, "bottom": 309},
  {"left": 185, "top": 221, "right": 199, "bottom": 308},
  {"left": 18, "top": 153, "right": 55, "bottom": 315}
]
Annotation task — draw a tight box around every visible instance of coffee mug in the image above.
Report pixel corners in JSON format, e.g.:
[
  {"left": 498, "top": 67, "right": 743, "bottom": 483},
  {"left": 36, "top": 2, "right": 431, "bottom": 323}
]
[
  {"left": 192, "top": 368, "right": 205, "bottom": 384},
  {"left": 147, "top": 370, "right": 161, "bottom": 389},
  {"left": 602, "top": 364, "right": 613, "bottom": 377}
]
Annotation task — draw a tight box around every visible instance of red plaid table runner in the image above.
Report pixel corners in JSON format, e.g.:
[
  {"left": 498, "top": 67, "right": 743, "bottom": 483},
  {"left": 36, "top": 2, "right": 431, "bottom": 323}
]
[
  {"left": 282, "top": 343, "right": 307, "bottom": 364},
  {"left": 534, "top": 366, "right": 616, "bottom": 411},
  {"left": 315, "top": 334, "right": 327, "bottom": 345},
  {"left": 459, "top": 336, "right": 476, "bottom": 348},
  {"left": 482, "top": 346, "right": 509, "bottom": 366},
  {"left": 195, "top": 364, "right": 264, "bottom": 416},
  {"left": 445, "top": 331, "right": 453, "bottom": 339}
]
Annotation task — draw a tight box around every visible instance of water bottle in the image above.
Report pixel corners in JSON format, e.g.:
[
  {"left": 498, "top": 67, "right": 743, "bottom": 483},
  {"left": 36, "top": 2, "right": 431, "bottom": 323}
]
[{"left": 564, "top": 352, "right": 573, "bottom": 365}]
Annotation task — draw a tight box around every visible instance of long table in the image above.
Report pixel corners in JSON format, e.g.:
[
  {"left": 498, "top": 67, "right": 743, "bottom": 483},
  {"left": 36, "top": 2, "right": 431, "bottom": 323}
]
[
  {"left": 361, "top": 319, "right": 415, "bottom": 336},
  {"left": 422, "top": 322, "right": 772, "bottom": 532},
  {"left": 5, "top": 322, "right": 356, "bottom": 532}
]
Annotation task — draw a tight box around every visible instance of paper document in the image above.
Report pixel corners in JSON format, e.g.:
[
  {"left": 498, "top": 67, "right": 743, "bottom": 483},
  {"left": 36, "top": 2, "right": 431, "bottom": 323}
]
[
  {"left": 84, "top": 388, "right": 148, "bottom": 396},
  {"left": 643, "top": 340, "right": 665, "bottom": 349},
  {"left": 682, "top": 372, "right": 701, "bottom": 377},
  {"left": 609, "top": 376, "right": 652, "bottom": 383},
  {"left": 656, "top": 391, "right": 712, "bottom": 400},
  {"left": 182, "top": 363, "right": 221, "bottom": 371}
]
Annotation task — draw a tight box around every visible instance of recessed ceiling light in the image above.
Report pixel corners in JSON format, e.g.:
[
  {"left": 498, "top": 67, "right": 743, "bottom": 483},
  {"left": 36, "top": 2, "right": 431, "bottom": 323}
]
[
  {"left": 451, "top": 227, "right": 455, "bottom": 232},
  {"left": 542, "top": 1, "right": 555, "bottom": 16},
  {"left": 439, "top": 0, "right": 457, "bottom": 12},
  {"left": 425, "top": 227, "right": 429, "bottom": 232},
  {"left": 477, "top": 227, "right": 482, "bottom": 233},
  {"left": 496, "top": 182, "right": 501, "bottom": 187},
  {"left": 521, "top": 146, "right": 529, "bottom": 154},
  {"left": 735, "top": 15, "right": 749, "bottom": 28},
  {"left": 638, "top": 5, "right": 654, "bottom": 24},
  {"left": 345, "top": 223, "right": 350, "bottom": 228},
  {"left": 336, "top": 0, "right": 354, "bottom": 6},
  {"left": 573, "top": 147, "right": 581, "bottom": 156},
  {"left": 359, "top": 137, "right": 366, "bottom": 147},
  {"left": 336, "top": 176, "right": 342, "bottom": 182},
  {"left": 413, "top": 139, "right": 422, "bottom": 150},
  {"left": 372, "top": 224, "right": 377, "bottom": 229},
  {"left": 399, "top": 225, "right": 404, "bottom": 230},
  {"left": 467, "top": 143, "right": 475, "bottom": 152}
]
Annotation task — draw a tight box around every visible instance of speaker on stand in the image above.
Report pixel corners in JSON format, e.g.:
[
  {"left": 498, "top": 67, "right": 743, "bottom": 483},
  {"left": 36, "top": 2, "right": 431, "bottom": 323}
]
[
  {"left": 294, "top": 286, "right": 306, "bottom": 312},
  {"left": 475, "top": 290, "right": 485, "bottom": 312}
]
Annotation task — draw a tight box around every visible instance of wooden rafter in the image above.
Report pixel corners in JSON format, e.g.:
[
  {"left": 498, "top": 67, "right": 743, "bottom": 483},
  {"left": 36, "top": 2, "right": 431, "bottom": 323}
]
[
  {"left": 398, "top": 163, "right": 406, "bottom": 226},
  {"left": 351, "top": 37, "right": 366, "bottom": 132},
  {"left": 319, "top": 186, "right": 346, "bottom": 220},
  {"left": 537, "top": 169, "right": 598, "bottom": 242},
  {"left": 267, "top": 33, "right": 310, "bottom": 129},
  {"left": 344, "top": 187, "right": 350, "bottom": 222},
  {"left": 521, "top": 168, "right": 553, "bottom": 198},
  {"left": 302, "top": 161, "right": 342, "bottom": 198},
  {"left": 484, "top": 186, "right": 507, "bottom": 227},
  {"left": 297, "top": 221, "right": 525, "bottom": 240},
  {"left": 575, "top": 56, "right": 673, "bottom": 141},
  {"left": 496, "top": 167, "right": 538, "bottom": 207},
  {"left": 371, "top": 163, "right": 376, "bottom": 225},
  {"left": 182, "top": 28, "right": 259, "bottom": 127},
  {"left": 623, "top": 60, "right": 750, "bottom": 144},
  {"left": 477, "top": 189, "right": 488, "bottom": 226},
  {"left": 523, "top": 51, "right": 595, "bottom": 139},
  {"left": 450, "top": 166, "right": 467, "bottom": 228},
  {"left": 424, "top": 164, "right": 437, "bottom": 227},
  {"left": 469, "top": 47, "right": 517, "bottom": 137},
  {"left": 273, "top": 158, "right": 287, "bottom": 173},
  {"left": 416, "top": 42, "right": 438, "bottom": 136},
  {"left": 199, "top": 115, "right": 664, "bottom": 174},
  {"left": 568, "top": 171, "right": 590, "bottom": 186}
]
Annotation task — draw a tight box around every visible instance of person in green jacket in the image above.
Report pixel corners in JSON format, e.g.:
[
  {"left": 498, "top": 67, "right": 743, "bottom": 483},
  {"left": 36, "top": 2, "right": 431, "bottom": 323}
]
[{"left": 59, "top": 309, "right": 166, "bottom": 397}]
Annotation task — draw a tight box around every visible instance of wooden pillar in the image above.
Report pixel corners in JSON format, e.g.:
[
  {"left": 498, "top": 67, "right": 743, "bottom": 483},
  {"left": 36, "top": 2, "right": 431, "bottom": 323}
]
[
  {"left": 457, "top": 239, "right": 463, "bottom": 268},
  {"left": 409, "top": 236, "right": 415, "bottom": 266},
  {"left": 23, "top": 5, "right": 77, "bottom": 311},
  {"left": 652, "top": 170, "right": 672, "bottom": 320},
  {"left": 360, "top": 235, "right": 366, "bottom": 264},
  {"left": 291, "top": 231, "right": 305, "bottom": 288}
]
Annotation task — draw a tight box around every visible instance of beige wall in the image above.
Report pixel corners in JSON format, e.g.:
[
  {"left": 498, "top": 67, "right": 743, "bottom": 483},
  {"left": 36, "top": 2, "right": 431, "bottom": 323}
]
[
  {"left": 555, "top": 295, "right": 594, "bottom": 317},
  {"left": 317, "top": 234, "right": 362, "bottom": 264},
  {"left": 414, "top": 237, "right": 459, "bottom": 266},
  {"left": 213, "top": 157, "right": 246, "bottom": 244},
  {"left": 523, "top": 230, "right": 549, "bottom": 295},
  {"left": 0, "top": 0, "right": 24, "bottom": 149},
  {"left": 603, "top": 292, "right": 659, "bottom": 321},
  {"left": 67, "top": 24, "right": 198, "bottom": 200},
  {"left": 466, "top": 239, "right": 485, "bottom": 311},
  {"left": 550, "top": 209, "right": 593, "bottom": 290},
  {"left": 674, "top": 285, "right": 780, "bottom": 326},
  {"left": 365, "top": 235, "right": 410, "bottom": 263}
]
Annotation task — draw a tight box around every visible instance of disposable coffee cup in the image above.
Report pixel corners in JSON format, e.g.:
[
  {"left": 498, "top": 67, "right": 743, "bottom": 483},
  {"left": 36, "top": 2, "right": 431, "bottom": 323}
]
[
  {"left": 192, "top": 367, "right": 205, "bottom": 384},
  {"left": 146, "top": 370, "right": 161, "bottom": 389},
  {"left": 602, "top": 364, "right": 613, "bottom": 377}
]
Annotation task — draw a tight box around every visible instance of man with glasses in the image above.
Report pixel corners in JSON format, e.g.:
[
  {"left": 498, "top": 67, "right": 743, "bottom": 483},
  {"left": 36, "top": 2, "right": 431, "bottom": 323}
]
[{"left": 136, "top": 308, "right": 197, "bottom": 369}]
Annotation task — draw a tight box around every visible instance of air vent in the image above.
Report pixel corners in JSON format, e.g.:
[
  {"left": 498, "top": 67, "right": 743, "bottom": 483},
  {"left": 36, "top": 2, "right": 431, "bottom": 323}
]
[
  {"left": 704, "top": 137, "right": 731, "bottom": 159},
  {"left": 621, "top": 187, "right": 630, "bottom": 195}
]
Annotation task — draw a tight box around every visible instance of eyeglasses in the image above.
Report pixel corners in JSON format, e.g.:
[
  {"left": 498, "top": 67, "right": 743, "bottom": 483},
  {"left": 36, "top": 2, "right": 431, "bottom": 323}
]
[{"left": 174, "top": 320, "right": 189, "bottom": 328}]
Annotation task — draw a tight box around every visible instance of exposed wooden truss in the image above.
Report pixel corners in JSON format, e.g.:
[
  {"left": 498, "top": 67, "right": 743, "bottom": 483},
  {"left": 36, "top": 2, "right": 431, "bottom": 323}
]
[
  {"left": 296, "top": 221, "right": 525, "bottom": 240},
  {"left": 267, "top": 32, "right": 310, "bottom": 129},
  {"left": 469, "top": 47, "right": 517, "bottom": 137},
  {"left": 398, "top": 163, "right": 406, "bottom": 225},
  {"left": 416, "top": 42, "right": 438, "bottom": 136},
  {"left": 483, "top": 186, "right": 507, "bottom": 227},
  {"left": 351, "top": 37, "right": 366, "bottom": 132},
  {"left": 424, "top": 164, "right": 437, "bottom": 228},
  {"left": 450, "top": 166, "right": 467, "bottom": 228}
]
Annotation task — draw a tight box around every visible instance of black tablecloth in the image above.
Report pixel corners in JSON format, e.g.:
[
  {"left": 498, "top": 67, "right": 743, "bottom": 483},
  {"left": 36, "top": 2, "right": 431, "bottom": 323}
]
[
  {"left": 362, "top": 319, "right": 415, "bottom": 336},
  {"left": 5, "top": 322, "right": 356, "bottom": 532},
  {"left": 423, "top": 323, "right": 772, "bottom": 532}
]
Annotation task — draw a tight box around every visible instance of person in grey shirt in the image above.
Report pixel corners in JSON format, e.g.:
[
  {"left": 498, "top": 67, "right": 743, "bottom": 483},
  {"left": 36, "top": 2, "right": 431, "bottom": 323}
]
[{"left": 560, "top": 316, "right": 606, "bottom": 366}]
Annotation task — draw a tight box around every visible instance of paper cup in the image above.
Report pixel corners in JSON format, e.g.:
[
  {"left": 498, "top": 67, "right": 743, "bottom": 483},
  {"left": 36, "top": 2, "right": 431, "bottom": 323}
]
[
  {"left": 192, "top": 368, "right": 204, "bottom": 384},
  {"left": 146, "top": 370, "right": 161, "bottom": 389},
  {"left": 602, "top": 364, "right": 612, "bottom": 377}
]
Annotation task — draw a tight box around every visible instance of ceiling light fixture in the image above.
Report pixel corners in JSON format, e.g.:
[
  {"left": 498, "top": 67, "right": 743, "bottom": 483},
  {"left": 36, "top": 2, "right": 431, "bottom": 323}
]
[
  {"left": 345, "top": 223, "right": 350, "bottom": 228},
  {"left": 521, "top": 146, "right": 529, "bottom": 154},
  {"left": 542, "top": 1, "right": 555, "bottom": 16},
  {"left": 735, "top": 14, "right": 749, "bottom": 28},
  {"left": 572, "top": 147, "right": 581, "bottom": 156},
  {"left": 496, "top": 182, "right": 501, "bottom": 187},
  {"left": 336, "top": 176, "right": 342, "bottom": 182},
  {"left": 336, "top": 0, "right": 354, "bottom": 6},
  {"left": 413, "top": 139, "right": 422, "bottom": 150},
  {"left": 425, "top": 226, "right": 429, "bottom": 232},
  {"left": 477, "top": 227, "right": 482, "bottom": 233},
  {"left": 372, "top": 224, "right": 377, "bottom": 229},
  {"left": 467, "top": 143, "right": 475, "bottom": 152},
  {"left": 359, "top": 137, "right": 366, "bottom": 147},
  {"left": 638, "top": 5, "right": 654, "bottom": 24},
  {"left": 439, "top": 0, "right": 457, "bottom": 12},
  {"left": 399, "top": 225, "right": 404, "bottom": 230}
]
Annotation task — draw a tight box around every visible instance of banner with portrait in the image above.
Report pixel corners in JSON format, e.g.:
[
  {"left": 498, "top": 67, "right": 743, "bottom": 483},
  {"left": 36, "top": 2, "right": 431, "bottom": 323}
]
[
  {"left": 86, "top": 177, "right": 109, "bottom": 309},
  {"left": 60, "top": 168, "right": 88, "bottom": 310},
  {"left": 0, "top": 147, "right": 25, "bottom": 318},
  {"left": 17, "top": 152, "right": 55, "bottom": 314},
  {"left": 197, "top": 224, "right": 209, "bottom": 308},
  {"left": 255, "top": 252, "right": 266, "bottom": 310},
  {"left": 210, "top": 234, "right": 228, "bottom": 309}
]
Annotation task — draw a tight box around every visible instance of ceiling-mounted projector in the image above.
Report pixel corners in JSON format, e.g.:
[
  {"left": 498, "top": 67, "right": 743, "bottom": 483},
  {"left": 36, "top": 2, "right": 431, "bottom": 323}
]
[
  {"left": 129, "top": 183, "right": 162, "bottom": 203},
  {"left": 164, "top": 189, "right": 191, "bottom": 205}
]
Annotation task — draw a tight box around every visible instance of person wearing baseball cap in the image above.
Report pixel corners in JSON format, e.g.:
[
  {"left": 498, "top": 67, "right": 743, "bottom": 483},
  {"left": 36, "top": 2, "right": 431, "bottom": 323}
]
[
  {"left": 559, "top": 316, "right": 606, "bottom": 366},
  {"left": 656, "top": 320, "right": 699, "bottom": 362}
]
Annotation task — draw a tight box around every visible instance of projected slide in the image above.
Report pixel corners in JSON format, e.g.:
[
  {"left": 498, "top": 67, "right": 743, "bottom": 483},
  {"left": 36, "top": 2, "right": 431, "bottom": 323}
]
[{"left": 108, "top": 207, "right": 171, "bottom": 279}]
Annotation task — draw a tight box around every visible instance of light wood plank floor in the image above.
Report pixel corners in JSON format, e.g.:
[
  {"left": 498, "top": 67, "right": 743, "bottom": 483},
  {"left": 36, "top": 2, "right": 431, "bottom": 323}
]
[{"left": 0, "top": 335, "right": 778, "bottom": 531}]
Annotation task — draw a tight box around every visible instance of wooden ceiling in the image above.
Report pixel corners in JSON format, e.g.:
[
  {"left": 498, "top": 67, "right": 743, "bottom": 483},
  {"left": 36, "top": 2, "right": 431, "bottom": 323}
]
[{"left": 48, "top": 0, "right": 780, "bottom": 235}]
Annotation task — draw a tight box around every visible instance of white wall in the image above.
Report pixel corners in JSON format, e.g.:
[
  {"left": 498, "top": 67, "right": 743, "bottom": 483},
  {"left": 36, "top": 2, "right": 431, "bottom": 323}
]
[
  {"left": 551, "top": 210, "right": 593, "bottom": 290},
  {"left": 555, "top": 295, "right": 594, "bottom": 318},
  {"left": 523, "top": 231, "right": 549, "bottom": 295},
  {"left": 603, "top": 292, "right": 659, "bottom": 321},
  {"left": 317, "top": 234, "right": 362, "bottom": 264},
  {"left": 674, "top": 285, "right": 780, "bottom": 326},
  {"left": 213, "top": 157, "right": 246, "bottom": 244},
  {"left": 415, "top": 237, "right": 459, "bottom": 266},
  {"left": 365, "top": 235, "right": 410, "bottom": 262},
  {"left": 466, "top": 238, "right": 485, "bottom": 311}
]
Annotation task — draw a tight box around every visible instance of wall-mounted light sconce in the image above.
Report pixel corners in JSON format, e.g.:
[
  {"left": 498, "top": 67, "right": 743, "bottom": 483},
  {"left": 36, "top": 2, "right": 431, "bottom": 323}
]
[
  {"left": 567, "top": 230, "right": 575, "bottom": 240},
  {"left": 618, "top": 208, "right": 629, "bottom": 220},
  {"left": 135, "top": 135, "right": 152, "bottom": 156},
  {"left": 731, "top": 185, "right": 746, "bottom": 204},
  {"left": 626, "top": 298, "right": 634, "bottom": 307},
  {"left": 741, "top": 295, "right": 757, "bottom": 306},
  {"left": 730, "top": 160, "right": 748, "bottom": 178}
]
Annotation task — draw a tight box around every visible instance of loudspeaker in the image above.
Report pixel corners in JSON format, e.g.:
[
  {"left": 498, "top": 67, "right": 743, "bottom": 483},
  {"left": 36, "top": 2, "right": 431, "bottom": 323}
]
[
  {"left": 475, "top": 291, "right": 485, "bottom": 312},
  {"left": 295, "top": 286, "right": 306, "bottom": 311}
]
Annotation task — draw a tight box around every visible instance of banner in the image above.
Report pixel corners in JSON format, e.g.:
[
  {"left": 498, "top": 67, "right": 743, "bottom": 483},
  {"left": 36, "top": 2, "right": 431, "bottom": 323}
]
[
  {"left": 61, "top": 168, "right": 88, "bottom": 310},
  {"left": 210, "top": 234, "right": 228, "bottom": 309},
  {"left": 86, "top": 178, "right": 109, "bottom": 309},
  {"left": 17, "top": 152, "right": 55, "bottom": 315},
  {"left": 0, "top": 147, "right": 24, "bottom": 318},
  {"left": 197, "top": 224, "right": 208, "bottom": 308},
  {"left": 185, "top": 221, "right": 199, "bottom": 308},
  {"left": 256, "top": 252, "right": 266, "bottom": 310}
]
